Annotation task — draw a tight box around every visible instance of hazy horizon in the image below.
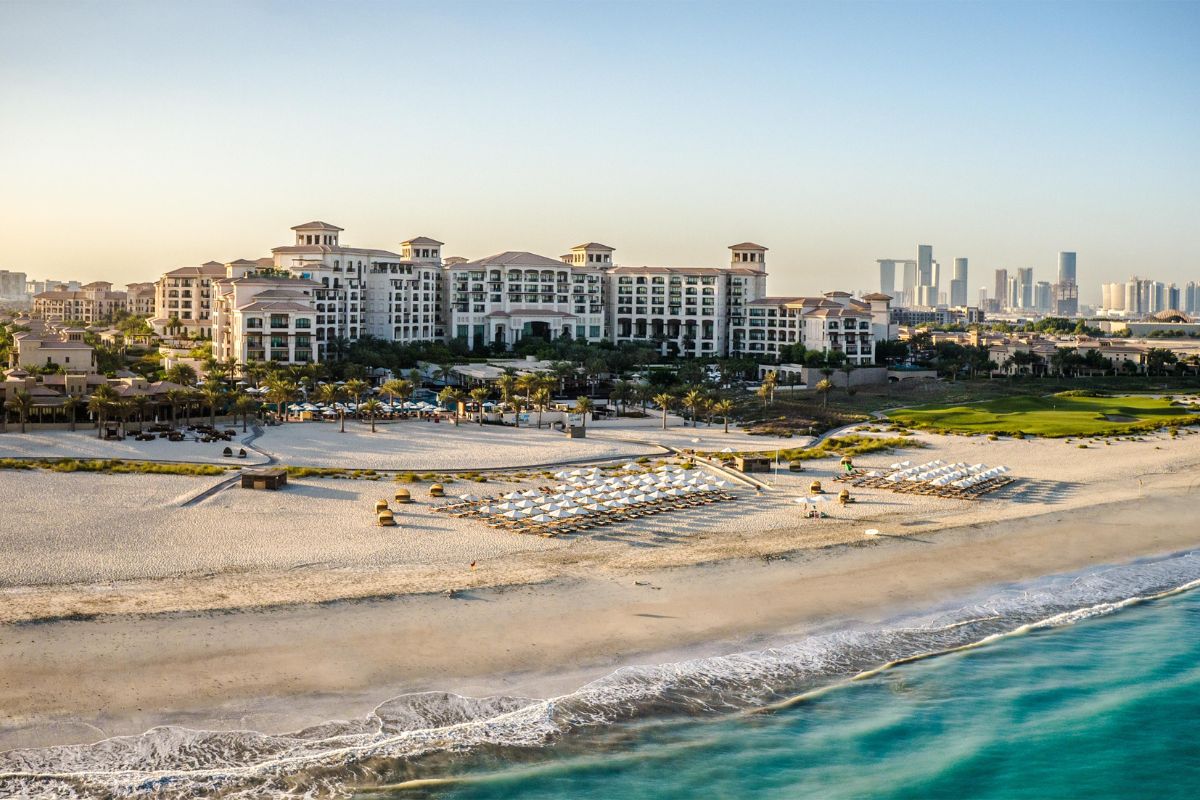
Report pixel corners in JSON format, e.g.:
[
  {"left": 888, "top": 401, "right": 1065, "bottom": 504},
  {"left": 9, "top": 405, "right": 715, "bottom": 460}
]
[{"left": 2, "top": 0, "right": 1197, "bottom": 303}]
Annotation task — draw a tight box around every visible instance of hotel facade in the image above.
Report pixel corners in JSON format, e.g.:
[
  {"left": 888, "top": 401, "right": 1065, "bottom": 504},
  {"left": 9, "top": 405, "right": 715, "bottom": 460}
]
[{"left": 149, "top": 221, "right": 893, "bottom": 366}]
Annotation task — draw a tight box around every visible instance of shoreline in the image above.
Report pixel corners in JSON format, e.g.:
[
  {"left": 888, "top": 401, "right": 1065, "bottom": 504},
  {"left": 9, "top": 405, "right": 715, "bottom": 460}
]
[{"left": 3, "top": 480, "right": 1199, "bottom": 753}]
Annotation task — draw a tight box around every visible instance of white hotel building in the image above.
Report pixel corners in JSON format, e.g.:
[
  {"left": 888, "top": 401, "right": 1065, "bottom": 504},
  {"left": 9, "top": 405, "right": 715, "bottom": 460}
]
[{"left": 163, "top": 221, "right": 891, "bottom": 366}]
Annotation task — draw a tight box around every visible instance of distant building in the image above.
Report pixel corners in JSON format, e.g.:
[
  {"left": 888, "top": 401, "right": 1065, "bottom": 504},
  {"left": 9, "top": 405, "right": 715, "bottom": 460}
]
[
  {"left": 994, "top": 269, "right": 1009, "bottom": 311},
  {"left": 877, "top": 259, "right": 896, "bottom": 296},
  {"left": 32, "top": 281, "right": 127, "bottom": 324},
  {"left": 1054, "top": 251, "right": 1079, "bottom": 316},
  {"left": 125, "top": 282, "right": 156, "bottom": 316},
  {"left": 949, "top": 258, "right": 968, "bottom": 307},
  {"left": 0, "top": 270, "right": 28, "bottom": 302}
]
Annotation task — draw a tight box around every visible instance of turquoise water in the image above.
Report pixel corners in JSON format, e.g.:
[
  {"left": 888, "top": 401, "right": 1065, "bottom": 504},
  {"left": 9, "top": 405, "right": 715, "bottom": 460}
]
[{"left": 391, "top": 581, "right": 1200, "bottom": 799}]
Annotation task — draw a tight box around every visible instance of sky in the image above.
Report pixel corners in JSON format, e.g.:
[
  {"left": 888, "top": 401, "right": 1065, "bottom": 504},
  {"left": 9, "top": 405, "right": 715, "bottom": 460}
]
[{"left": 1, "top": 0, "right": 1198, "bottom": 303}]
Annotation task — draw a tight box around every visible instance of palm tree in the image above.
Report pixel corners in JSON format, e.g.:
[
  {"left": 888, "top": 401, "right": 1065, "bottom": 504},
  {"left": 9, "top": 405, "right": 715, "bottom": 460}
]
[
  {"left": 653, "top": 392, "right": 674, "bottom": 430},
  {"left": 531, "top": 387, "right": 551, "bottom": 429},
  {"left": 316, "top": 383, "right": 348, "bottom": 432},
  {"left": 712, "top": 398, "right": 734, "bottom": 433},
  {"left": 438, "top": 387, "right": 464, "bottom": 426},
  {"left": 469, "top": 387, "right": 490, "bottom": 425},
  {"left": 5, "top": 389, "right": 33, "bottom": 434},
  {"left": 61, "top": 394, "right": 81, "bottom": 432},
  {"left": 113, "top": 398, "right": 136, "bottom": 436},
  {"left": 682, "top": 388, "right": 705, "bottom": 428},
  {"left": 756, "top": 383, "right": 771, "bottom": 408},
  {"left": 496, "top": 373, "right": 516, "bottom": 405},
  {"left": 361, "top": 398, "right": 384, "bottom": 433},
  {"left": 344, "top": 379, "right": 369, "bottom": 412},
  {"left": 510, "top": 394, "right": 524, "bottom": 428},
  {"left": 550, "top": 361, "right": 575, "bottom": 394},
  {"left": 164, "top": 388, "right": 188, "bottom": 428},
  {"left": 815, "top": 378, "right": 834, "bottom": 408},
  {"left": 609, "top": 379, "right": 632, "bottom": 416},
  {"left": 132, "top": 394, "right": 154, "bottom": 433},
  {"left": 88, "top": 384, "right": 119, "bottom": 438},
  {"left": 381, "top": 378, "right": 413, "bottom": 409},
  {"left": 575, "top": 396, "right": 594, "bottom": 430},
  {"left": 199, "top": 379, "right": 225, "bottom": 428},
  {"left": 265, "top": 378, "right": 298, "bottom": 419},
  {"left": 231, "top": 392, "right": 258, "bottom": 432},
  {"left": 762, "top": 370, "right": 778, "bottom": 405},
  {"left": 165, "top": 363, "right": 197, "bottom": 387}
]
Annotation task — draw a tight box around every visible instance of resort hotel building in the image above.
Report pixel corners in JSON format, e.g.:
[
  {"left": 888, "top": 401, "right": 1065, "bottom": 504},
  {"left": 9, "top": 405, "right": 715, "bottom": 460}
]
[{"left": 135, "top": 221, "right": 895, "bottom": 366}]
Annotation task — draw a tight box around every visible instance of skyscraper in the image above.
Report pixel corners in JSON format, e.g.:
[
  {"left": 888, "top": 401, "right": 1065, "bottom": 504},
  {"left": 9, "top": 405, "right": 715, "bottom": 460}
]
[
  {"left": 950, "top": 258, "right": 968, "bottom": 306},
  {"left": 1035, "top": 281, "right": 1053, "bottom": 312},
  {"left": 1016, "top": 267, "right": 1034, "bottom": 309},
  {"left": 1055, "top": 251, "right": 1079, "bottom": 316},
  {"left": 917, "top": 244, "right": 933, "bottom": 288},
  {"left": 994, "top": 269, "right": 1009, "bottom": 311},
  {"left": 877, "top": 260, "right": 896, "bottom": 296},
  {"left": 902, "top": 260, "right": 917, "bottom": 306},
  {"left": 1057, "top": 251, "right": 1077, "bottom": 285}
]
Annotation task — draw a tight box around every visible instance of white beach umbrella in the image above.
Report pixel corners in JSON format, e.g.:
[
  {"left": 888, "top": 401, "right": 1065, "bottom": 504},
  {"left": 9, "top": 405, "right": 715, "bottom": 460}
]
[
  {"left": 521, "top": 489, "right": 540, "bottom": 498},
  {"left": 477, "top": 505, "right": 493, "bottom": 514},
  {"left": 502, "top": 509, "right": 528, "bottom": 519},
  {"left": 495, "top": 502, "right": 514, "bottom": 511},
  {"left": 512, "top": 499, "right": 533, "bottom": 509},
  {"left": 794, "top": 496, "right": 830, "bottom": 505},
  {"left": 458, "top": 493, "right": 481, "bottom": 502}
]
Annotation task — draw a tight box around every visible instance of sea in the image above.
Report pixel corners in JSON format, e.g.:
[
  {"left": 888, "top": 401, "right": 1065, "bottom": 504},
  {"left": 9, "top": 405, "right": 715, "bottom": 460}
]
[{"left": 4, "top": 551, "right": 1200, "bottom": 798}]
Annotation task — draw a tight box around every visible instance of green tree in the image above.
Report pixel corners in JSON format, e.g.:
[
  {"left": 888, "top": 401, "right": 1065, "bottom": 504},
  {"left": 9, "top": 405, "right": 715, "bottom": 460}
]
[
  {"left": 61, "top": 394, "right": 81, "bottom": 432},
  {"left": 469, "top": 387, "right": 491, "bottom": 425},
  {"left": 575, "top": 396, "right": 594, "bottom": 430},
  {"left": 87, "top": 384, "right": 119, "bottom": 438},
  {"left": 265, "top": 378, "right": 298, "bottom": 418},
  {"left": 199, "top": 379, "right": 225, "bottom": 428},
  {"left": 653, "top": 392, "right": 674, "bottom": 430},
  {"left": 316, "top": 383, "right": 348, "bottom": 432},
  {"left": 165, "top": 363, "right": 197, "bottom": 386},
  {"left": 711, "top": 398, "right": 734, "bottom": 433},
  {"left": 381, "top": 378, "right": 413, "bottom": 408},
  {"left": 344, "top": 378, "right": 369, "bottom": 410},
  {"left": 231, "top": 392, "right": 258, "bottom": 433},
  {"left": 361, "top": 398, "right": 384, "bottom": 433},
  {"left": 815, "top": 378, "right": 834, "bottom": 408},
  {"left": 5, "top": 389, "right": 34, "bottom": 434},
  {"left": 438, "top": 386, "right": 465, "bottom": 426},
  {"left": 682, "top": 388, "right": 705, "bottom": 428}
]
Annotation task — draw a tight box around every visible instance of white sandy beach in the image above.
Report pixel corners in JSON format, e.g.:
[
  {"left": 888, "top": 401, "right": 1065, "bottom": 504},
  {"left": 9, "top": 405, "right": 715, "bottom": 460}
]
[
  {"left": 3, "top": 421, "right": 1200, "bottom": 624},
  {"left": 3, "top": 419, "right": 1200, "bottom": 753}
]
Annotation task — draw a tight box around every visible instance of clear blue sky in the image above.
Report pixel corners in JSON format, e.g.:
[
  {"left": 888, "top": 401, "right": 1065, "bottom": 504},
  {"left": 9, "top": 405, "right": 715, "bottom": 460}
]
[{"left": 1, "top": 0, "right": 1197, "bottom": 302}]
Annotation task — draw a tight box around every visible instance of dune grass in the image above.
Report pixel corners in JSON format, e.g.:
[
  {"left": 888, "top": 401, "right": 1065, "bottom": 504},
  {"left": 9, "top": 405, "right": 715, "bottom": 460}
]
[
  {"left": 887, "top": 394, "right": 1197, "bottom": 438},
  {"left": 0, "top": 458, "right": 230, "bottom": 476}
]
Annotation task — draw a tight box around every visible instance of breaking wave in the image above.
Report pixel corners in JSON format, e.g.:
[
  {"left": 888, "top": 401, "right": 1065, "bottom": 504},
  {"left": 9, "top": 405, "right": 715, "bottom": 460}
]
[{"left": 4, "top": 550, "right": 1200, "bottom": 798}]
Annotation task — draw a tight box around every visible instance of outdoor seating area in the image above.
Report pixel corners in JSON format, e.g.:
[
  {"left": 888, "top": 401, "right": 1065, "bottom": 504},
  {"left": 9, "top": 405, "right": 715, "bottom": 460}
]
[
  {"left": 284, "top": 399, "right": 444, "bottom": 420},
  {"left": 851, "top": 460, "right": 1015, "bottom": 499},
  {"left": 432, "top": 463, "right": 736, "bottom": 537}
]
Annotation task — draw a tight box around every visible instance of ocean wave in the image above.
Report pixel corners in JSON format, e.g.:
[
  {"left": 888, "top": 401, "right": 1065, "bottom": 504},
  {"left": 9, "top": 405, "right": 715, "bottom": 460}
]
[{"left": 4, "top": 551, "right": 1200, "bottom": 798}]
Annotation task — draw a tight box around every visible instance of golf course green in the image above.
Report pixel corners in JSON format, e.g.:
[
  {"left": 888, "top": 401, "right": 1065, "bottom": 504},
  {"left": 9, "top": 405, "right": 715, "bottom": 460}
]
[{"left": 887, "top": 393, "right": 1198, "bottom": 437}]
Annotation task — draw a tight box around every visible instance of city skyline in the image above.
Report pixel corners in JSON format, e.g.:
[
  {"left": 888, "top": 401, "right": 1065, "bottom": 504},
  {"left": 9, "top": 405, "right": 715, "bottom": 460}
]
[{"left": 1, "top": 1, "right": 1197, "bottom": 297}]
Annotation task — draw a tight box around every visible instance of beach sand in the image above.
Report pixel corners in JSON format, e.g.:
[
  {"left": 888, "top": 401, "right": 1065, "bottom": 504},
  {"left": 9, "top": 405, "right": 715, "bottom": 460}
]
[
  {"left": 3, "top": 484, "right": 1198, "bottom": 752},
  {"left": 3, "top": 422, "right": 1200, "bottom": 751}
]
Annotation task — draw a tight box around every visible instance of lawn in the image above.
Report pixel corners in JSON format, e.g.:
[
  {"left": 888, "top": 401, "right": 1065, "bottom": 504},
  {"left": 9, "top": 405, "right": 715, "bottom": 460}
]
[{"left": 887, "top": 394, "right": 1199, "bottom": 437}]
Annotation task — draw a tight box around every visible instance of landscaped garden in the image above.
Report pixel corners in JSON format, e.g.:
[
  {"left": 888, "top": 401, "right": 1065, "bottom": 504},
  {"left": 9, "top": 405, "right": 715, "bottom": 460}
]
[{"left": 887, "top": 393, "right": 1200, "bottom": 437}]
